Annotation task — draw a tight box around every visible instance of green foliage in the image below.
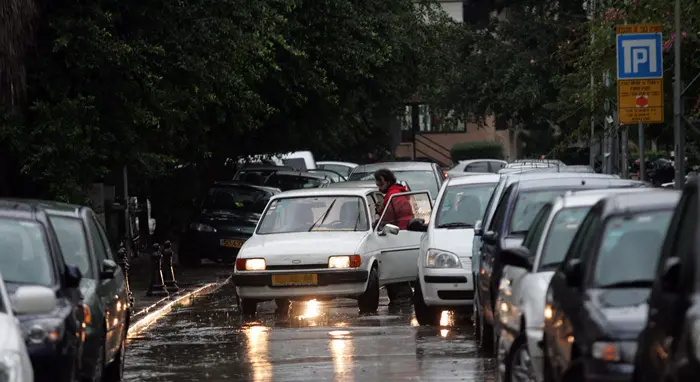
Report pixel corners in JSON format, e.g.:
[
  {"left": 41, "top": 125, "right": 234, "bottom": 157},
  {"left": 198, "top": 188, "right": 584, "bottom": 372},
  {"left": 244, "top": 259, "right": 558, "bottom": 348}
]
[
  {"left": 450, "top": 141, "right": 504, "bottom": 161},
  {"left": 0, "top": 0, "right": 461, "bottom": 202}
]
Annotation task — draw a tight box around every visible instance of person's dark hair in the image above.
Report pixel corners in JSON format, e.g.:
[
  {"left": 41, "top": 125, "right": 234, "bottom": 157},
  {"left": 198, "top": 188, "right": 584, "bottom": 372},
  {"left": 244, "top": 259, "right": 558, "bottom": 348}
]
[{"left": 373, "top": 169, "right": 396, "bottom": 184}]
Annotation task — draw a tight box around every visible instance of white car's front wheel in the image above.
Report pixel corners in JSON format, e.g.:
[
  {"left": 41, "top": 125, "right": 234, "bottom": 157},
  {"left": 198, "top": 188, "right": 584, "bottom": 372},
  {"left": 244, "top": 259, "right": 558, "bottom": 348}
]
[
  {"left": 357, "top": 267, "right": 379, "bottom": 313},
  {"left": 412, "top": 280, "right": 439, "bottom": 325},
  {"left": 239, "top": 298, "right": 258, "bottom": 316}
]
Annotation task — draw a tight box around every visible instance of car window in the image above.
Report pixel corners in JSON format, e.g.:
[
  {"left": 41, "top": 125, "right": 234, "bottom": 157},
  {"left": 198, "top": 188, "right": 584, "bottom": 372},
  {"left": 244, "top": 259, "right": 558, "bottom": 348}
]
[
  {"left": 435, "top": 183, "right": 497, "bottom": 228},
  {"left": 489, "top": 161, "right": 506, "bottom": 173},
  {"left": 488, "top": 184, "right": 514, "bottom": 232},
  {"left": 509, "top": 190, "right": 567, "bottom": 235},
  {"left": 522, "top": 204, "right": 553, "bottom": 255},
  {"left": 378, "top": 192, "right": 432, "bottom": 230},
  {"left": 482, "top": 180, "right": 505, "bottom": 228},
  {"left": 50, "top": 216, "right": 93, "bottom": 278},
  {"left": 538, "top": 206, "right": 592, "bottom": 270},
  {"left": 0, "top": 218, "right": 54, "bottom": 286},
  {"left": 265, "top": 174, "right": 327, "bottom": 191},
  {"left": 257, "top": 196, "right": 368, "bottom": 234},
  {"left": 465, "top": 162, "right": 489, "bottom": 173},
  {"left": 319, "top": 164, "right": 353, "bottom": 177},
  {"left": 592, "top": 210, "right": 674, "bottom": 287},
  {"left": 563, "top": 209, "right": 598, "bottom": 264},
  {"left": 662, "top": 192, "right": 698, "bottom": 284},
  {"left": 92, "top": 215, "right": 115, "bottom": 260},
  {"left": 349, "top": 171, "right": 439, "bottom": 199},
  {"left": 202, "top": 186, "right": 273, "bottom": 213},
  {"left": 86, "top": 215, "right": 109, "bottom": 263}
]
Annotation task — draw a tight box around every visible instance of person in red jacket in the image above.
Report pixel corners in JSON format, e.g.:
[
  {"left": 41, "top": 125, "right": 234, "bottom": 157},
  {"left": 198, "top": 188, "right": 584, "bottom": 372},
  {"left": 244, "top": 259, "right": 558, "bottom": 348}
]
[{"left": 374, "top": 169, "right": 414, "bottom": 307}]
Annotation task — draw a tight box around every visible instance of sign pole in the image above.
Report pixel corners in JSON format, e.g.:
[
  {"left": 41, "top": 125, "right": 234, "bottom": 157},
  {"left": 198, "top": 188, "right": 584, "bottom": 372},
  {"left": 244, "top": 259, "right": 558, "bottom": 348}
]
[
  {"left": 639, "top": 122, "right": 645, "bottom": 181},
  {"left": 673, "top": 0, "right": 684, "bottom": 188},
  {"left": 621, "top": 125, "right": 629, "bottom": 178}
]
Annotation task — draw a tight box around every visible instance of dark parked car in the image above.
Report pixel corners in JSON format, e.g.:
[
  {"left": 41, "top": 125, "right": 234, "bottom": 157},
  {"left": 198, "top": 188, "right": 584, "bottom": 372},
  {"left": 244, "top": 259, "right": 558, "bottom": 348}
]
[
  {"left": 542, "top": 190, "right": 679, "bottom": 382},
  {"left": 180, "top": 182, "right": 281, "bottom": 266},
  {"left": 232, "top": 164, "right": 294, "bottom": 184},
  {"left": 475, "top": 175, "right": 647, "bottom": 355},
  {"left": 0, "top": 200, "right": 87, "bottom": 382},
  {"left": 39, "top": 202, "right": 130, "bottom": 381},
  {"left": 634, "top": 178, "right": 700, "bottom": 382}
]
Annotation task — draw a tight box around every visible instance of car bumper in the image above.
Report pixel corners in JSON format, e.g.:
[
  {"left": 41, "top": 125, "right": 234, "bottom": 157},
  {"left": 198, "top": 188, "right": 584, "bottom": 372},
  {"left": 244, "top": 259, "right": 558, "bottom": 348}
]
[
  {"left": 181, "top": 230, "right": 251, "bottom": 261},
  {"left": 234, "top": 270, "right": 368, "bottom": 300},
  {"left": 420, "top": 268, "right": 474, "bottom": 308}
]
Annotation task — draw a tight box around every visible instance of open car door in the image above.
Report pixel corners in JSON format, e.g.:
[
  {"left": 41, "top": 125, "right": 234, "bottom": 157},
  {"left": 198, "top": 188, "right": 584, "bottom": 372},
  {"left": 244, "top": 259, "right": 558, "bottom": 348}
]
[{"left": 368, "top": 191, "right": 432, "bottom": 285}]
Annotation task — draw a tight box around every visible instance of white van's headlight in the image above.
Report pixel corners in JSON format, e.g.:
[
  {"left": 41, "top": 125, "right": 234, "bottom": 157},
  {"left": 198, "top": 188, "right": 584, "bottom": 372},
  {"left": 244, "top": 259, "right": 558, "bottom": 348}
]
[{"left": 426, "top": 249, "right": 461, "bottom": 268}]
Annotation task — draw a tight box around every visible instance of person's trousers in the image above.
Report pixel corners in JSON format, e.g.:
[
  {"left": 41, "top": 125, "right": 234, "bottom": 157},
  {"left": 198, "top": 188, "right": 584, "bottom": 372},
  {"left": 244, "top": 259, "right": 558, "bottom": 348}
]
[{"left": 386, "top": 282, "right": 413, "bottom": 304}]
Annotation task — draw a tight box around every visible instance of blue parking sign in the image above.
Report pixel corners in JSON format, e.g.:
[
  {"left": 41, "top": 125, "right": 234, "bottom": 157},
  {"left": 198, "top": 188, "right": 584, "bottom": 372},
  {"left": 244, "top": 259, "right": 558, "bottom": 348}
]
[{"left": 616, "top": 33, "right": 663, "bottom": 79}]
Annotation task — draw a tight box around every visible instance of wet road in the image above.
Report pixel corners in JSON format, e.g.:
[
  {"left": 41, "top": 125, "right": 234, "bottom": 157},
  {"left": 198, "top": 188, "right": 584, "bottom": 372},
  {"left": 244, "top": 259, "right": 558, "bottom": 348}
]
[{"left": 124, "top": 284, "right": 496, "bottom": 381}]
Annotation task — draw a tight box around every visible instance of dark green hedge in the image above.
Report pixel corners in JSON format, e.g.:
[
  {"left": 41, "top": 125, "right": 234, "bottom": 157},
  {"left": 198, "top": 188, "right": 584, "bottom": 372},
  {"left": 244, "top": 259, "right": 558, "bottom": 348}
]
[{"left": 450, "top": 141, "right": 504, "bottom": 161}]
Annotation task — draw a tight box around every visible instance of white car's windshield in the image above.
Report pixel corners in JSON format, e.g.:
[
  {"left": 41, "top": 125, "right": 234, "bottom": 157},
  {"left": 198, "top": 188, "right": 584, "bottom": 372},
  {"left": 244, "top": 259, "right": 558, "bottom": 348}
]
[
  {"left": 348, "top": 170, "right": 438, "bottom": 197},
  {"left": 435, "top": 183, "right": 496, "bottom": 228},
  {"left": 538, "top": 207, "right": 591, "bottom": 270},
  {"left": 257, "top": 196, "right": 369, "bottom": 234},
  {"left": 0, "top": 219, "right": 54, "bottom": 286},
  {"left": 592, "top": 210, "right": 673, "bottom": 288},
  {"left": 509, "top": 190, "right": 566, "bottom": 235}
]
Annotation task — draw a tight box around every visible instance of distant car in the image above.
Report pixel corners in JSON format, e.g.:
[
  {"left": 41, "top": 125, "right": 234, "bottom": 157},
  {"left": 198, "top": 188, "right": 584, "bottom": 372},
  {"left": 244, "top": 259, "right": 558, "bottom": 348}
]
[
  {"left": 307, "top": 169, "right": 347, "bottom": 183},
  {"left": 323, "top": 180, "right": 377, "bottom": 189},
  {"left": 233, "top": 187, "right": 433, "bottom": 315},
  {"left": 407, "top": 174, "right": 500, "bottom": 325},
  {"left": 0, "top": 270, "right": 38, "bottom": 382},
  {"left": 542, "top": 190, "right": 679, "bottom": 382},
  {"left": 514, "top": 159, "right": 566, "bottom": 166},
  {"left": 0, "top": 200, "right": 87, "bottom": 382},
  {"left": 233, "top": 164, "right": 294, "bottom": 183},
  {"left": 447, "top": 159, "right": 508, "bottom": 177},
  {"left": 348, "top": 161, "right": 444, "bottom": 202},
  {"left": 317, "top": 161, "right": 358, "bottom": 178},
  {"left": 494, "top": 188, "right": 654, "bottom": 382},
  {"left": 263, "top": 170, "right": 331, "bottom": 191},
  {"left": 38, "top": 201, "right": 131, "bottom": 381},
  {"left": 180, "top": 182, "right": 281, "bottom": 266}
]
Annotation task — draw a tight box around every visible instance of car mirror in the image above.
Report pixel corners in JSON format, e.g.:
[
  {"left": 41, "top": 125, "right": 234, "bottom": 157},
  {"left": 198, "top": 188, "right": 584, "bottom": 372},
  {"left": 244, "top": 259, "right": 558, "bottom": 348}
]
[
  {"left": 501, "top": 246, "right": 532, "bottom": 271},
  {"left": 64, "top": 264, "right": 83, "bottom": 288},
  {"left": 380, "top": 224, "right": 400, "bottom": 236},
  {"left": 474, "top": 220, "right": 483, "bottom": 236},
  {"left": 100, "top": 259, "right": 119, "bottom": 280},
  {"left": 482, "top": 230, "right": 498, "bottom": 244},
  {"left": 12, "top": 285, "right": 58, "bottom": 315},
  {"left": 564, "top": 259, "right": 583, "bottom": 287},
  {"left": 660, "top": 257, "right": 682, "bottom": 294},
  {"left": 407, "top": 218, "right": 428, "bottom": 232}
]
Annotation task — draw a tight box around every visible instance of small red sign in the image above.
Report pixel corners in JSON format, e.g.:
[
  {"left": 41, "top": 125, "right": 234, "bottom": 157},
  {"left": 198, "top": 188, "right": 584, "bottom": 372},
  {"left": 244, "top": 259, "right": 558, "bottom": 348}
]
[{"left": 636, "top": 96, "right": 649, "bottom": 108}]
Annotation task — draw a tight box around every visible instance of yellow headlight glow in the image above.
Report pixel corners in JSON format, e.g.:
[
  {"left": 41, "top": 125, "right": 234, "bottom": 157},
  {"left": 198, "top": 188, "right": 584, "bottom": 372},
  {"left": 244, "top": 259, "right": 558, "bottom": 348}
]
[{"left": 245, "top": 258, "right": 266, "bottom": 271}]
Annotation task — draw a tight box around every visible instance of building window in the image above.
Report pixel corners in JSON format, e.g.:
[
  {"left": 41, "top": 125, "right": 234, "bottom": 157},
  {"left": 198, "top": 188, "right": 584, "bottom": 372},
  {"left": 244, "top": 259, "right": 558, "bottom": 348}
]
[{"left": 401, "top": 105, "right": 466, "bottom": 133}]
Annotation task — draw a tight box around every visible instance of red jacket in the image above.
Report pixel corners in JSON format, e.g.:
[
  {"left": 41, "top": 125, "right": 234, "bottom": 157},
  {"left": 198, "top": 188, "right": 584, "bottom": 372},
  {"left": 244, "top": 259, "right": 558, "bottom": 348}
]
[{"left": 382, "top": 184, "right": 413, "bottom": 229}]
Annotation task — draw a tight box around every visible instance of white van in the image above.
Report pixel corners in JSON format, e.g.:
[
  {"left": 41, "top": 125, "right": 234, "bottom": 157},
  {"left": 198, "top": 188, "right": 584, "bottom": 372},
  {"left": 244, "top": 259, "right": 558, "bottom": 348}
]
[{"left": 238, "top": 151, "right": 316, "bottom": 171}]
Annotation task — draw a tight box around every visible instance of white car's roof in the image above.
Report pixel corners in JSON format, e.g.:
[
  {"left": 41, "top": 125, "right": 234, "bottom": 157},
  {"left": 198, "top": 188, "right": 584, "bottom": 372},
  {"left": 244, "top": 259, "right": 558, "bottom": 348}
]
[
  {"left": 446, "top": 173, "right": 500, "bottom": 186},
  {"left": 555, "top": 187, "right": 653, "bottom": 209},
  {"left": 271, "top": 187, "right": 373, "bottom": 200},
  {"left": 352, "top": 161, "right": 434, "bottom": 173},
  {"left": 317, "top": 161, "right": 358, "bottom": 168}
]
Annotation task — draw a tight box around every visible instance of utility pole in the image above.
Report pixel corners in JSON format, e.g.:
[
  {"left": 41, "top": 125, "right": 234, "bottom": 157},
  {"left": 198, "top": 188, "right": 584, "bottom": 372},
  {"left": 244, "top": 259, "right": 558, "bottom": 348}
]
[
  {"left": 589, "top": 0, "right": 596, "bottom": 168},
  {"left": 673, "top": 0, "right": 684, "bottom": 188}
]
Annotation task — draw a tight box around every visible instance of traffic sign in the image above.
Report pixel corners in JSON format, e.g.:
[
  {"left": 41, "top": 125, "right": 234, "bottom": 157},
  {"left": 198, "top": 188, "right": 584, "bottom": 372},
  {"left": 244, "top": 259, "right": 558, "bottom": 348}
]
[
  {"left": 618, "top": 79, "right": 664, "bottom": 124},
  {"left": 616, "top": 24, "right": 663, "bottom": 80}
]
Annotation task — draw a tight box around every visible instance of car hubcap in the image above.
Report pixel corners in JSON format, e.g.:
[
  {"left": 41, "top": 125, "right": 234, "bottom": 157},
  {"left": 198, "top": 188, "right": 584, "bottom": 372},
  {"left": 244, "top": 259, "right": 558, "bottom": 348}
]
[{"left": 511, "top": 342, "right": 536, "bottom": 382}]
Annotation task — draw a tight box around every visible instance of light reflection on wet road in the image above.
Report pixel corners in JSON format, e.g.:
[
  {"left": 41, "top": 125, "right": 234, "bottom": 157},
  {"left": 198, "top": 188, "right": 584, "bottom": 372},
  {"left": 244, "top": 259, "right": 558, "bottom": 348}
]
[{"left": 124, "top": 284, "right": 496, "bottom": 381}]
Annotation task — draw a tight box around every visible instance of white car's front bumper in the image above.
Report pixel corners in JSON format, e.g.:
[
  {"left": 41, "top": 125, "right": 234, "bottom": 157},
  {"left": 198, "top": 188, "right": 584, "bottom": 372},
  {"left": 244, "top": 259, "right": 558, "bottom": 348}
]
[
  {"left": 419, "top": 266, "right": 474, "bottom": 308},
  {"left": 234, "top": 269, "right": 368, "bottom": 300}
]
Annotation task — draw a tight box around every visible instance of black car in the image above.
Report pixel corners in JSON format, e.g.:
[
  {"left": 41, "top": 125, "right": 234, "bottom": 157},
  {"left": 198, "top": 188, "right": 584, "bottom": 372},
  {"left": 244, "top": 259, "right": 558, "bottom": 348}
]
[
  {"left": 634, "top": 178, "right": 700, "bottom": 382},
  {"left": 40, "top": 202, "right": 130, "bottom": 381},
  {"left": 0, "top": 200, "right": 87, "bottom": 382},
  {"left": 180, "top": 182, "right": 281, "bottom": 266},
  {"left": 475, "top": 176, "right": 647, "bottom": 355},
  {"left": 542, "top": 190, "right": 680, "bottom": 382}
]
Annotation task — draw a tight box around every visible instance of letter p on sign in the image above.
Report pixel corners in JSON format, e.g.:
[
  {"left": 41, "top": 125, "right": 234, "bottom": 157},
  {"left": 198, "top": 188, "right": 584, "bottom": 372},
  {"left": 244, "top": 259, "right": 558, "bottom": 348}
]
[{"left": 617, "top": 33, "right": 663, "bottom": 80}]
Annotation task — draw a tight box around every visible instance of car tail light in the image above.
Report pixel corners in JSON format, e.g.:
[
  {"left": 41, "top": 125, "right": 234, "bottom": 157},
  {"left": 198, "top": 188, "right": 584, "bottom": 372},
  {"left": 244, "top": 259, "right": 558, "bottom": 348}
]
[{"left": 443, "top": 172, "right": 448, "bottom": 178}]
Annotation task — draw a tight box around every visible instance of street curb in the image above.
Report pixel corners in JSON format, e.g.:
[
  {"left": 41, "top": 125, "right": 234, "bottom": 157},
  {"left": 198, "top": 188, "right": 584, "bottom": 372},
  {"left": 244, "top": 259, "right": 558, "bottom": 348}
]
[{"left": 127, "top": 276, "right": 231, "bottom": 338}]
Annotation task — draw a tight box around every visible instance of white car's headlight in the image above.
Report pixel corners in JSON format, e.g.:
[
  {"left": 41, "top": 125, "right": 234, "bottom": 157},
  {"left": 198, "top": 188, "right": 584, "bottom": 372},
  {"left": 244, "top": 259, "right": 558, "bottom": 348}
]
[
  {"left": 426, "top": 249, "right": 461, "bottom": 268},
  {"left": 0, "top": 351, "right": 22, "bottom": 382},
  {"left": 190, "top": 222, "right": 217, "bottom": 233},
  {"left": 236, "top": 258, "right": 266, "bottom": 271},
  {"left": 328, "top": 255, "right": 361, "bottom": 268},
  {"left": 591, "top": 341, "right": 637, "bottom": 363}
]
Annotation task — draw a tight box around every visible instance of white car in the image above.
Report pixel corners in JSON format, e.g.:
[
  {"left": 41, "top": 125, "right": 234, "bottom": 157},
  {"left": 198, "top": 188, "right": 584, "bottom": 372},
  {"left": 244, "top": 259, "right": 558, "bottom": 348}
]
[
  {"left": 233, "top": 187, "right": 433, "bottom": 315},
  {"left": 495, "top": 188, "right": 652, "bottom": 382},
  {"left": 316, "top": 161, "right": 358, "bottom": 178},
  {"left": 408, "top": 174, "right": 500, "bottom": 325},
  {"left": 0, "top": 271, "right": 58, "bottom": 382}
]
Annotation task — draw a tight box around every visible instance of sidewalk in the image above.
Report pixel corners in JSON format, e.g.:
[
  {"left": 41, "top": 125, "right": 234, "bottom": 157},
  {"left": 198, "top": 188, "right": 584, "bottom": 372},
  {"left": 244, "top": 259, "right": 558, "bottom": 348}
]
[{"left": 126, "top": 251, "right": 233, "bottom": 336}]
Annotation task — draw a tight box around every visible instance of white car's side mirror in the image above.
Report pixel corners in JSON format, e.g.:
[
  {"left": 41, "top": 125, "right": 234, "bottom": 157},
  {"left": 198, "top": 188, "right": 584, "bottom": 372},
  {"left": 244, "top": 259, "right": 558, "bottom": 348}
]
[
  {"left": 379, "top": 224, "right": 400, "bottom": 236},
  {"left": 474, "top": 220, "right": 483, "bottom": 236},
  {"left": 12, "top": 286, "right": 58, "bottom": 315}
]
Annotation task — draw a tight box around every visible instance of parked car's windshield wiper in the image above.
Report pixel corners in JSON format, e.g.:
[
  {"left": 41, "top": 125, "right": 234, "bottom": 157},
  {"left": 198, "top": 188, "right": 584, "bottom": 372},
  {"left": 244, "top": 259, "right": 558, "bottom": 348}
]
[
  {"left": 598, "top": 280, "right": 654, "bottom": 289},
  {"left": 437, "top": 222, "right": 474, "bottom": 229},
  {"left": 308, "top": 199, "right": 337, "bottom": 231}
]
